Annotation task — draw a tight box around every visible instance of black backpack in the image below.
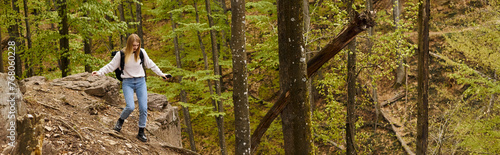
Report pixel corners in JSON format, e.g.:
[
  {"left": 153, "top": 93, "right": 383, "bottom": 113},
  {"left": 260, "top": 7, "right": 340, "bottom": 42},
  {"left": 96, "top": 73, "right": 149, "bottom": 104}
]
[{"left": 111, "top": 50, "right": 145, "bottom": 81}]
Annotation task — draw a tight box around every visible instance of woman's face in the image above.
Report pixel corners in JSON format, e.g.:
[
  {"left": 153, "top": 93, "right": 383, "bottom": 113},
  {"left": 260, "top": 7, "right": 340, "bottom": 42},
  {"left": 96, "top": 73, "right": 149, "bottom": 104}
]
[{"left": 133, "top": 42, "right": 140, "bottom": 51}]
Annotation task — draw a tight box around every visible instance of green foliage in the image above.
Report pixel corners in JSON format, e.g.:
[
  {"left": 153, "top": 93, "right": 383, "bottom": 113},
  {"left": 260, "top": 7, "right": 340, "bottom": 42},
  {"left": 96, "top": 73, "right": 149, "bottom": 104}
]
[
  {"left": 444, "top": 8, "right": 500, "bottom": 102},
  {"left": 457, "top": 116, "right": 500, "bottom": 153}
]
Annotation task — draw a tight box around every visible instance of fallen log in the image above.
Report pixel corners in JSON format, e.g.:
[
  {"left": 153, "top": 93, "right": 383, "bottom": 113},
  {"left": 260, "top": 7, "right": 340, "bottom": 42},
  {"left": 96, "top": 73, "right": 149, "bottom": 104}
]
[
  {"left": 250, "top": 10, "right": 376, "bottom": 153},
  {"left": 380, "top": 108, "right": 415, "bottom": 155}
]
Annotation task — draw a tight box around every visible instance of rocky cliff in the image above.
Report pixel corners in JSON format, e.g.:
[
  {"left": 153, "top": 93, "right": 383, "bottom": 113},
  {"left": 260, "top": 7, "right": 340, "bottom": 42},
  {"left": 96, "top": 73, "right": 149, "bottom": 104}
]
[{"left": 0, "top": 73, "right": 196, "bottom": 155}]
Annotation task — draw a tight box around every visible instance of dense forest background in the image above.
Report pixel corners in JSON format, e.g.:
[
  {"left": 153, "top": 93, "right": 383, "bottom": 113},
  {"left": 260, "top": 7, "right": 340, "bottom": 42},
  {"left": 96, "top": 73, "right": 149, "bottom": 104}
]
[{"left": 1, "top": 0, "right": 499, "bottom": 154}]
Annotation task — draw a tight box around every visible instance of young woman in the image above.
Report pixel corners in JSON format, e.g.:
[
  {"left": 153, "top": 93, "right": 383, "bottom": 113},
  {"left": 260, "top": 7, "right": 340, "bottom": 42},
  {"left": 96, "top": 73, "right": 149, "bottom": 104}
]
[{"left": 92, "top": 34, "right": 169, "bottom": 142}]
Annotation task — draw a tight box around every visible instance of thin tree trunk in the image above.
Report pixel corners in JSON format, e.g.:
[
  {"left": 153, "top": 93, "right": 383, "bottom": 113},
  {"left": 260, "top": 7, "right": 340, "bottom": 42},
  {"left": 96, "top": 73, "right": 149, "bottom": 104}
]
[
  {"left": 128, "top": 1, "right": 135, "bottom": 29},
  {"left": 345, "top": 0, "right": 357, "bottom": 154},
  {"left": 23, "top": 0, "right": 33, "bottom": 77},
  {"left": 118, "top": 1, "right": 126, "bottom": 46},
  {"left": 278, "top": 0, "right": 313, "bottom": 154},
  {"left": 365, "top": 0, "right": 378, "bottom": 132},
  {"left": 231, "top": 0, "right": 250, "bottom": 154},
  {"left": 9, "top": 0, "right": 23, "bottom": 78},
  {"left": 83, "top": 0, "right": 92, "bottom": 73},
  {"left": 394, "top": 0, "right": 405, "bottom": 87},
  {"left": 205, "top": 0, "right": 227, "bottom": 154},
  {"left": 190, "top": 0, "right": 209, "bottom": 151},
  {"left": 84, "top": 38, "right": 92, "bottom": 72},
  {"left": 136, "top": 0, "right": 144, "bottom": 47},
  {"left": 304, "top": 0, "right": 315, "bottom": 112},
  {"left": 57, "top": 0, "right": 69, "bottom": 77},
  {"left": 217, "top": 0, "right": 230, "bottom": 55},
  {"left": 416, "top": 0, "right": 430, "bottom": 154},
  {"left": 0, "top": 25, "right": 3, "bottom": 73},
  {"left": 170, "top": 3, "right": 196, "bottom": 152},
  {"left": 251, "top": 11, "right": 375, "bottom": 152}
]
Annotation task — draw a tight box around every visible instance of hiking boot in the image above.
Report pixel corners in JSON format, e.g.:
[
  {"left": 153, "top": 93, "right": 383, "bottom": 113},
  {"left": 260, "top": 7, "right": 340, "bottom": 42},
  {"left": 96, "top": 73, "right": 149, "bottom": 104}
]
[
  {"left": 137, "top": 127, "right": 147, "bottom": 142},
  {"left": 113, "top": 118, "right": 124, "bottom": 132}
]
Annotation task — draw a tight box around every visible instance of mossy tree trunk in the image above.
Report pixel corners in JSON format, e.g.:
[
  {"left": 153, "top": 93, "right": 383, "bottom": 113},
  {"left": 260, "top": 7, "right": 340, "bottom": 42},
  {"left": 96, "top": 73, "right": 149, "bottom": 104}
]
[
  {"left": 231, "top": 0, "right": 250, "bottom": 154},
  {"left": 416, "top": 0, "right": 430, "bottom": 154},
  {"left": 344, "top": 0, "right": 357, "bottom": 154},
  {"left": 278, "top": 0, "right": 313, "bottom": 154}
]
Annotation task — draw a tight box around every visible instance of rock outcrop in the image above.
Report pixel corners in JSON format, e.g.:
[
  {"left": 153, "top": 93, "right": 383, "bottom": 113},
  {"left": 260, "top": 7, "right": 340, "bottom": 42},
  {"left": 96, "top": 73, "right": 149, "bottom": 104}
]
[
  {"left": 50, "top": 72, "right": 124, "bottom": 106},
  {"left": 0, "top": 73, "right": 27, "bottom": 149},
  {"left": 0, "top": 73, "right": 187, "bottom": 154}
]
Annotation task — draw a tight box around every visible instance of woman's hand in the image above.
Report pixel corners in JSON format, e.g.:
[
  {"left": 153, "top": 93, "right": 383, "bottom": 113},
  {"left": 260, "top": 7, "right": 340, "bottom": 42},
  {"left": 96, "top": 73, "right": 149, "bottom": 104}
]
[
  {"left": 162, "top": 74, "right": 171, "bottom": 81},
  {"left": 92, "top": 71, "right": 100, "bottom": 76}
]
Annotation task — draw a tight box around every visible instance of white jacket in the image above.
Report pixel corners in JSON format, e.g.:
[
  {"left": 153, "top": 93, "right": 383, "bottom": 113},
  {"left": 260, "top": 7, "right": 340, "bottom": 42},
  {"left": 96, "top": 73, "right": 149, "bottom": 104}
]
[{"left": 97, "top": 48, "right": 164, "bottom": 78}]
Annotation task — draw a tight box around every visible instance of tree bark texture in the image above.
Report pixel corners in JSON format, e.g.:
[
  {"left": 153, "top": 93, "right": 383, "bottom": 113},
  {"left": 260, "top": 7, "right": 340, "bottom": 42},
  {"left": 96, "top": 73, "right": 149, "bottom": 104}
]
[
  {"left": 277, "top": 0, "right": 313, "bottom": 154},
  {"left": 57, "top": 0, "right": 70, "bottom": 77},
  {"left": 345, "top": 0, "right": 357, "bottom": 154},
  {"left": 23, "top": 0, "right": 33, "bottom": 77},
  {"left": 128, "top": 1, "right": 135, "bottom": 29},
  {"left": 205, "top": 0, "right": 227, "bottom": 154},
  {"left": 250, "top": 11, "right": 375, "bottom": 153},
  {"left": 231, "top": 0, "right": 251, "bottom": 154},
  {"left": 416, "top": 0, "right": 430, "bottom": 154},
  {"left": 13, "top": 114, "right": 45, "bottom": 155},
  {"left": 304, "top": 0, "right": 316, "bottom": 112},
  {"left": 136, "top": 0, "right": 144, "bottom": 47},
  {"left": 9, "top": 0, "right": 23, "bottom": 79},
  {"left": 170, "top": 3, "right": 197, "bottom": 152},
  {"left": 83, "top": 0, "right": 92, "bottom": 73},
  {"left": 118, "top": 2, "right": 126, "bottom": 47}
]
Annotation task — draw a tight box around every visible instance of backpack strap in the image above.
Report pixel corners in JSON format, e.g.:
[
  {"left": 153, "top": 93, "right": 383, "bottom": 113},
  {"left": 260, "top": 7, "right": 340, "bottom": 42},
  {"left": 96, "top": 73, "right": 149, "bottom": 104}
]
[
  {"left": 139, "top": 49, "right": 147, "bottom": 81},
  {"left": 119, "top": 51, "right": 125, "bottom": 75},
  {"left": 139, "top": 50, "right": 145, "bottom": 66}
]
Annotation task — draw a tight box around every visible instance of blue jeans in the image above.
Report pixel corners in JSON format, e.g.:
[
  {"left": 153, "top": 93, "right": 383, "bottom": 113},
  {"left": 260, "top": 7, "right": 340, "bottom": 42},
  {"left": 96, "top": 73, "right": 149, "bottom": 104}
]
[{"left": 120, "top": 77, "right": 148, "bottom": 128}]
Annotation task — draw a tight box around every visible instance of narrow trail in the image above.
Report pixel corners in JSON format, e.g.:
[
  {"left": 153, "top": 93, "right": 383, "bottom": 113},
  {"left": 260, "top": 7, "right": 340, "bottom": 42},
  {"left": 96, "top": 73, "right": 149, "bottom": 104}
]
[{"left": 406, "top": 19, "right": 500, "bottom": 39}]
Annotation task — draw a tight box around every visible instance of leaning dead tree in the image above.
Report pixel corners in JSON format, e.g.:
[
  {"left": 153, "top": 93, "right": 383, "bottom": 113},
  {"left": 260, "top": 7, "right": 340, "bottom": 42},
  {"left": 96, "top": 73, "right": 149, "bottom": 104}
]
[{"left": 250, "top": 11, "right": 376, "bottom": 153}]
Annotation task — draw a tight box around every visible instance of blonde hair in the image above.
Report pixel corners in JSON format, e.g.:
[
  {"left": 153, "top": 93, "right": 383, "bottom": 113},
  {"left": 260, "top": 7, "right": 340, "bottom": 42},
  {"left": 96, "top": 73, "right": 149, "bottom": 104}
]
[{"left": 122, "top": 34, "right": 141, "bottom": 63}]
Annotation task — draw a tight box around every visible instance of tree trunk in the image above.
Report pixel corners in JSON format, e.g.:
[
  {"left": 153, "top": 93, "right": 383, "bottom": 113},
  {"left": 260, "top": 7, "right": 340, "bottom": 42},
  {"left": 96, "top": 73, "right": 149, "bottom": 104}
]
[
  {"left": 23, "top": 0, "right": 33, "bottom": 77},
  {"left": 58, "top": 0, "right": 70, "bottom": 77},
  {"left": 250, "top": 11, "right": 375, "bottom": 152},
  {"left": 231, "top": 0, "right": 250, "bottom": 154},
  {"left": 9, "top": 0, "right": 23, "bottom": 79},
  {"left": 205, "top": 0, "right": 227, "bottom": 154},
  {"left": 136, "top": 0, "right": 144, "bottom": 47},
  {"left": 170, "top": 3, "right": 196, "bottom": 152},
  {"left": 128, "top": 1, "right": 135, "bottom": 29},
  {"left": 13, "top": 114, "right": 45, "bottom": 154},
  {"left": 394, "top": 0, "right": 405, "bottom": 87},
  {"left": 345, "top": 0, "right": 357, "bottom": 154},
  {"left": 0, "top": 25, "right": 3, "bottom": 73},
  {"left": 118, "top": 1, "right": 126, "bottom": 47},
  {"left": 217, "top": 0, "right": 230, "bottom": 56},
  {"left": 191, "top": 0, "right": 210, "bottom": 152},
  {"left": 278, "top": 0, "right": 313, "bottom": 154},
  {"left": 83, "top": 0, "right": 92, "bottom": 73},
  {"left": 365, "top": 0, "right": 378, "bottom": 132},
  {"left": 84, "top": 37, "right": 92, "bottom": 73},
  {"left": 416, "top": 0, "right": 430, "bottom": 154},
  {"left": 304, "top": 0, "right": 316, "bottom": 112}
]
